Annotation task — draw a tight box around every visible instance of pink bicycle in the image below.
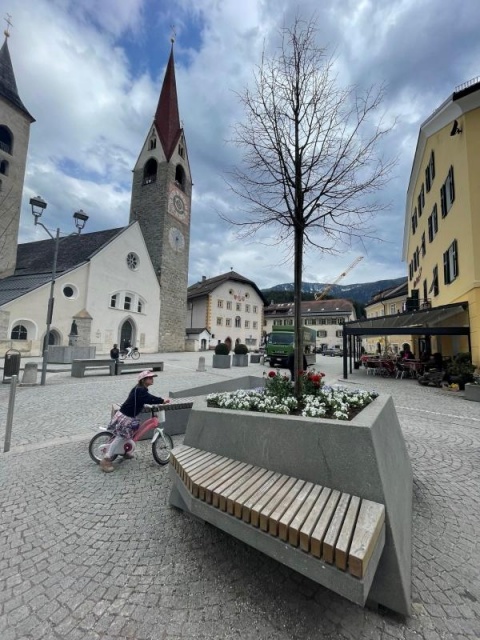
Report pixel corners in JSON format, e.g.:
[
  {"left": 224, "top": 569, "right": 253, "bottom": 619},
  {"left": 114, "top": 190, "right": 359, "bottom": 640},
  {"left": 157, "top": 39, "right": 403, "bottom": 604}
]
[{"left": 88, "top": 404, "right": 173, "bottom": 466}]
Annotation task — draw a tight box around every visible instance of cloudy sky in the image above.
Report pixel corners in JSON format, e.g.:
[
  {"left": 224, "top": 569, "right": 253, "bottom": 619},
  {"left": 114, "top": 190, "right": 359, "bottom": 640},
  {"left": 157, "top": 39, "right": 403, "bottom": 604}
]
[{"left": 5, "top": 0, "right": 480, "bottom": 289}]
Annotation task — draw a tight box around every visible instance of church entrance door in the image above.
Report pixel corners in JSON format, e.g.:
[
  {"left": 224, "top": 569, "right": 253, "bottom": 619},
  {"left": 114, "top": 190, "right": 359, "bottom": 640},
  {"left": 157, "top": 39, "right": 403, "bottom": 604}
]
[{"left": 120, "top": 320, "right": 134, "bottom": 350}]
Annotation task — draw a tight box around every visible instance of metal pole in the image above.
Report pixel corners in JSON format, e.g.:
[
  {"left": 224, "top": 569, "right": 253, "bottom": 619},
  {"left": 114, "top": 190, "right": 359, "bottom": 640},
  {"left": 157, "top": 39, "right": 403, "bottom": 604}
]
[
  {"left": 41, "top": 227, "right": 60, "bottom": 386},
  {"left": 3, "top": 374, "right": 17, "bottom": 453}
]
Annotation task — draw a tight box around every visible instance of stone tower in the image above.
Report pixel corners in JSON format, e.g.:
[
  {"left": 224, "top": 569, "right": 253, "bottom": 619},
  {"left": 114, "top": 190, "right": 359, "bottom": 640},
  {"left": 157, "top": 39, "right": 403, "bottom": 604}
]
[
  {"left": 130, "top": 42, "right": 192, "bottom": 352},
  {"left": 0, "top": 32, "right": 35, "bottom": 278}
]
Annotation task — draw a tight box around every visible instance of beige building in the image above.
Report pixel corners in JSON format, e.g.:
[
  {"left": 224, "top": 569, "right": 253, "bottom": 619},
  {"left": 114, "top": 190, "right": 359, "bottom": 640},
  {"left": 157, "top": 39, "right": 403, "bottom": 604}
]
[
  {"left": 363, "top": 281, "right": 408, "bottom": 354},
  {"left": 187, "top": 271, "right": 267, "bottom": 351},
  {"left": 264, "top": 299, "right": 356, "bottom": 351},
  {"left": 403, "top": 76, "right": 480, "bottom": 364}
]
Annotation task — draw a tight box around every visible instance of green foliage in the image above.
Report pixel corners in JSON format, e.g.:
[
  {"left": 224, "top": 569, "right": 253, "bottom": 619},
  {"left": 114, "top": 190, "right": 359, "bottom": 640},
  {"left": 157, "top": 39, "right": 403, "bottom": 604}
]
[
  {"left": 234, "top": 343, "right": 249, "bottom": 355},
  {"left": 214, "top": 342, "right": 230, "bottom": 355},
  {"left": 264, "top": 370, "right": 295, "bottom": 402},
  {"left": 447, "top": 353, "right": 475, "bottom": 380}
]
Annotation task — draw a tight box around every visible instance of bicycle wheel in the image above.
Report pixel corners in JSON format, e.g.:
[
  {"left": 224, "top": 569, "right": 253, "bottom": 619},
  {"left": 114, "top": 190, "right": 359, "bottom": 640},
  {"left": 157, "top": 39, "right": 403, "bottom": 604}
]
[
  {"left": 151, "top": 431, "right": 174, "bottom": 465},
  {"left": 131, "top": 350, "right": 140, "bottom": 360},
  {"left": 89, "top": 431, "right": 118, "bottom": 464}
]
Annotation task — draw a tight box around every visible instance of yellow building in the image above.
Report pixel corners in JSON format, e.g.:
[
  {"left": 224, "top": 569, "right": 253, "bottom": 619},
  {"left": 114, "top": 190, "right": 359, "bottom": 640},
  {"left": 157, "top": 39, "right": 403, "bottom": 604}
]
[
  {"left": 403, "top": 77, "right": 480, "bottom": 365},
  {"left": 363, "top": 281, "right": 408, "bottom": 355}
]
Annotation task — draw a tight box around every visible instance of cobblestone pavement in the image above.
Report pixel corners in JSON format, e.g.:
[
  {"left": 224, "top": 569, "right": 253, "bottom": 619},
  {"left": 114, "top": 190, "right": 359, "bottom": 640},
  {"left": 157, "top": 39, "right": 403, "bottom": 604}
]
[{"left": 0, "top": 354, "right": 479, "bottom": 639}]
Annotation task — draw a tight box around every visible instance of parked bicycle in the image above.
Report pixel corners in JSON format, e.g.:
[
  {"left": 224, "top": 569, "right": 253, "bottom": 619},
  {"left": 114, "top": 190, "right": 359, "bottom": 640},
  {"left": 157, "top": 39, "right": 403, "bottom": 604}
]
[
  {"left": 119, "top": 346, "right": 140, "bottom": 360},
  {"left": 88, "top": 404, "right": 174, "bottom": 466}
]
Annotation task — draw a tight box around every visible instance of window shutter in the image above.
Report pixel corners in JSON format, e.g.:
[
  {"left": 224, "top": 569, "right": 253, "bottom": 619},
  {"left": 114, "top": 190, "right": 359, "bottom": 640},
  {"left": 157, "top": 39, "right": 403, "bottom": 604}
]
[
  {"left": 449, "top": 166, "right": 455, "bottom": 203},
  {"left": 453, "top": 239, "right": 458, "bottom": 278},
  {"left": 440, "top": 185, "right": 447, "bottom": 217},
  {"left": 443, "top": 251, "right": 449, "bottom": 284},
  {"left": 431, "top": 151, "right": 435, "bottom": 179}
]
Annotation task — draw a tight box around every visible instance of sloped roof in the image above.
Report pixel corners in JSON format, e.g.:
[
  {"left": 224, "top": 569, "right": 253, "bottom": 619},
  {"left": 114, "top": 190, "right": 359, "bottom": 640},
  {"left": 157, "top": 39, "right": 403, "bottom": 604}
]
[
  {"left": 366, "top": 279, "right": 408, "bottom": 305},
  {"left": 154, "top": 45, "right": 182, "bottom": 161},
  {"left": 0, "top": 227, "right": 125, "bottom": 306},
  {"left": 0, "top": 38, "right": 34, "bottom": 121},
  {"left": 265, "top": 298, "right": 354, "bottom": 316},
  {"left": 188, "top": 271, "right": 269, "bottom": 305}
]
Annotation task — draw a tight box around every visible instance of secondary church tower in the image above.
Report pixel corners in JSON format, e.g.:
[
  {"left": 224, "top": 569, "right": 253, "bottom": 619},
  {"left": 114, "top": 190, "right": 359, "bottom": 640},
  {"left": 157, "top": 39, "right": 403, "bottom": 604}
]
[
  {"left": 0, "top": 28, "right": 35, "bottom": 278},
  {"left": 130, "top": 42, "right": 192, "bottom": 352}
]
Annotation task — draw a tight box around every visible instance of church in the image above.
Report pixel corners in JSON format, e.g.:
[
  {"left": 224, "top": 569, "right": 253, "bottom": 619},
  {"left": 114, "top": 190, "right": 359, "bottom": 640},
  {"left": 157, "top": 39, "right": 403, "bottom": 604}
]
[{"left": 0, "top": 33, "right": 192, "bottom": 357}]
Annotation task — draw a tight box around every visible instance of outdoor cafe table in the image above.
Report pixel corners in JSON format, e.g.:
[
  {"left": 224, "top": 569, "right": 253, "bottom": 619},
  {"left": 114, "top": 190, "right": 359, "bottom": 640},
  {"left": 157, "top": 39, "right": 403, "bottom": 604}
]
[{"left": 401, "top": 360, "right": 425, "bottom": 378}]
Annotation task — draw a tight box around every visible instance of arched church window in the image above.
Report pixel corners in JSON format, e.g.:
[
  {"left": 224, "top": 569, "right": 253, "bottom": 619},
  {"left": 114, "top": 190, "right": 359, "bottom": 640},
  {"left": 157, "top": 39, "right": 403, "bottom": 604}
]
[
  {"left": 0, "top": 159, "right": 9, "bottom": 176},
  {"left": 149, "top": 138, "right": 156, "bottom": 150},
  {"left": 143, "top": 158, "right": 157, "bottom": 185},
  {"left": 11, "top": 324, "right": 27, "bottom": 340},
  {"left": 110, "top": 293, "right": 118, "bottom": 308},
  {"left": 175, "top": 164, "right": 186, "bottom": 190},
  {"left": 178, "top": 144, "right": 185, "bottom": 158},
  {"left": 235, "top": 316, "right": 241, "bottom": 328},
  {"left": 0, "top": 126, "right": 13, "bottom": 154},
  {"left": 124, "top": 295, "right": 132, "bottom": 311}
]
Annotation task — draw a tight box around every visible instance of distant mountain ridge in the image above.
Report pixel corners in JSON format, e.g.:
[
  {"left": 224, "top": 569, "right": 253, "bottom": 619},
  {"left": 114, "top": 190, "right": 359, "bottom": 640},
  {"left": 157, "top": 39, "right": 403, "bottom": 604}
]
[{"left": 262, "top": 276, "right": 407, "bottom": 305}]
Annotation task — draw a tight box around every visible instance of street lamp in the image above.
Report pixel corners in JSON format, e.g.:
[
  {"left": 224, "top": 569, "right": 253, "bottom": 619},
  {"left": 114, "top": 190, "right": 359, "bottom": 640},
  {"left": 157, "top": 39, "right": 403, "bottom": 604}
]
[{"left": 29, "top": 196, "right": 89, "bottom": 385}]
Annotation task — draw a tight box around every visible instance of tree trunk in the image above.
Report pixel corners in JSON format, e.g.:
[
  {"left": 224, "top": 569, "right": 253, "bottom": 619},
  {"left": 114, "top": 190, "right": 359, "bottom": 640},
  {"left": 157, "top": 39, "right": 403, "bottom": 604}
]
[{"left": 294, "top": 224, "right": 303, "bottom": 397}]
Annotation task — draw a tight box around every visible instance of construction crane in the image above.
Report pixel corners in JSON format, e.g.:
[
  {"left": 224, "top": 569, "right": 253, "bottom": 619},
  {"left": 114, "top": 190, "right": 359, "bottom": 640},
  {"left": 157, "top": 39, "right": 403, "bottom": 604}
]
[{"left": 314, "top": 256, "right": 364, "bottom": 301}]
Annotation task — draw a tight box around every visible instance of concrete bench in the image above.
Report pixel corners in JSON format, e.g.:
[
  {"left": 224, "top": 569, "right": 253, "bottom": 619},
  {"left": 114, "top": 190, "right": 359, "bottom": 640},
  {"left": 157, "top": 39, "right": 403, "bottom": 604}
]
[
  {"left": 115, "top": 361, "right": 164, "bottom": 375},
  {"left": 170, "top": 445, "right": 386, "bottom": 608},
  {"left": 71, "top": 359, "right": 116, "bottom": 377}
]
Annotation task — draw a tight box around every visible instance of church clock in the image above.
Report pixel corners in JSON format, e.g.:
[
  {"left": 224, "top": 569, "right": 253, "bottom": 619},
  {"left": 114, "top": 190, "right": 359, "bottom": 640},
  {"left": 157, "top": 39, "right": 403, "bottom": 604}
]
[{"left": 169, "top": 188, "right": 189, "bottom": 223}]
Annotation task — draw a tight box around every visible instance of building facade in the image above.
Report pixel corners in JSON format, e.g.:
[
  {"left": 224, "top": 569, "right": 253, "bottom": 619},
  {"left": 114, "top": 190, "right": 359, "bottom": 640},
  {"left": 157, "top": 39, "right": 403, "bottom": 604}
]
[
  {"left": 0, "top": 35, "right": 35, "bottom": 278},
  {"left": 403, "top": 77, "right": 480, "bottom": 364},
  {"left": 363, "top": 281, "right": 409, "bottom": 354},
  {"left": 264, "top": 299, "right": 356, "bottom": 351},
  {"left": 187, "top": 272, "right": 267, "bottom": 350}
]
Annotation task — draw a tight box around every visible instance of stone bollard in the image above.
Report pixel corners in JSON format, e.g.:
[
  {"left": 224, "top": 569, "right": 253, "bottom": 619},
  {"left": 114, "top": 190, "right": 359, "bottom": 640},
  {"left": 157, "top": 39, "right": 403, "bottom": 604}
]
[
  {"left": 21, "top": 362, "right": 38, "bottom": 386},
  {"left": 196, "top": 356, "right": 206, "bottom": 372},
  {"left": 260, "top": 355, "right": 265, "bottom": 366}
]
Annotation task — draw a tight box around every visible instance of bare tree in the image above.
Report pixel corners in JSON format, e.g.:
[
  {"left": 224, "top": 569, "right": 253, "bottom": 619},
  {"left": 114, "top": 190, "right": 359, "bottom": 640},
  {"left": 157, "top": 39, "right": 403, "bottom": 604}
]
[{"left": 226, "top": 15, "right": 395, "bottom": 393}]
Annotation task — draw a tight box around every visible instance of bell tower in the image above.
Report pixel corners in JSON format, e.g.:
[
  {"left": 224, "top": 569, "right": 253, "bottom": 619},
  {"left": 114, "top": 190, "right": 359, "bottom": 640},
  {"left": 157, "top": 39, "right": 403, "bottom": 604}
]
[
  {"left": 130, "top": 41, "right": 192, "bottom": 352},
  {"left": 0, "top": 23, "right": 35, "bottom": 278}
]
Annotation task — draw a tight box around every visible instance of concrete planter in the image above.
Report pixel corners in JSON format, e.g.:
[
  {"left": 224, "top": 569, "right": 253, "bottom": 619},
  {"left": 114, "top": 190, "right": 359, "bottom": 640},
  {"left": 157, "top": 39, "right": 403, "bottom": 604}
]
[
  {"left": 249, "top": 353, "right": 261, "bottom": 364},
  {"left": 465, "top": 383, "right": 480, "bottom": 402},
  {"left": 179, "top": 394, "right": 412, "bottom": 615},
  {"left": 232, "top": 354, "right": 248, "bottom": 367},
  {"left": 212, "top": 354, "right": 231, "bottom": 369}
]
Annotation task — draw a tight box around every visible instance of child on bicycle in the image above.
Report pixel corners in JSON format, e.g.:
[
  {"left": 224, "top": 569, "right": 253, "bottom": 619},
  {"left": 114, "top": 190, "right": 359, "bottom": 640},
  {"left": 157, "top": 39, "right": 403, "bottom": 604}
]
[{"left": 101, "top": 369, "right": 170, "bottom": 473}]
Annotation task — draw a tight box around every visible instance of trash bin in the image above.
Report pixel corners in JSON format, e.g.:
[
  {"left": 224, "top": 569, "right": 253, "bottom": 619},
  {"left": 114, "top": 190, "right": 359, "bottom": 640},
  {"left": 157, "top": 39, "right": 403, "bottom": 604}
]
[{"left": 3, "top": 349, "right": 21, "bottom": 383}]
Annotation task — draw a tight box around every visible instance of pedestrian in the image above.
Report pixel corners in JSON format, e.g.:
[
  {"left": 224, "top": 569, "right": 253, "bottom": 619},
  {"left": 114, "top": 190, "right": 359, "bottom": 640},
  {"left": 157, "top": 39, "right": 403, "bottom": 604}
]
[
  {"left": 287, "top": 350, "right": 308, "bottom": 382},
  {"left": 101, "top": 369, "right": 170, "bottom": 473},
  {"left": 110, "top": 343, "right": 120, "bottom": 361},
  {"left": 123, "top": 338, "right": 133, "bottom": 358}
]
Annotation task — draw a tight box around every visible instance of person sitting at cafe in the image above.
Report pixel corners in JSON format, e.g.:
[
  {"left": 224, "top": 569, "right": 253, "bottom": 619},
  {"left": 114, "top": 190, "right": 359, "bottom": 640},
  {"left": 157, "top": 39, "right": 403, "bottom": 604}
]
[{"left": 401, "top": 344, "right": 415, "bottom": 360}]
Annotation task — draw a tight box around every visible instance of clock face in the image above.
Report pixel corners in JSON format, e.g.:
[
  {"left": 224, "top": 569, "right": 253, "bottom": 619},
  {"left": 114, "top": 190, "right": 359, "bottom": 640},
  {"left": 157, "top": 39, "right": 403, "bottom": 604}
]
[
  {"left": 169, "top": 190, "right": 189, "bottom": 222},
  {"left": 169, "top": 227, "right": 185, "bottom": 252},
  {"left": 173, "top": 194, "right": 186, "bottom": 215}
]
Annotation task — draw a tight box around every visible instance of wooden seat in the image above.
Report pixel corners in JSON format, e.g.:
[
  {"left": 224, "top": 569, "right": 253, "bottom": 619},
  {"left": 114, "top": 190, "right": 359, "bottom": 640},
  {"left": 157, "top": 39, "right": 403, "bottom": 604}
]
[{"left": 170, "top": 446, "right": 385, "bottom": 586}]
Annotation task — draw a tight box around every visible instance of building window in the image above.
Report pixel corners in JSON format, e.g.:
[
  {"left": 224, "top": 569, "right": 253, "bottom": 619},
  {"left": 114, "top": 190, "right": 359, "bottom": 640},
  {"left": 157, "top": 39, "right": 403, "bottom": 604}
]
[
  {"left": 245, "top": 304, "right": 250, "bottom": 313},
  {"left": 124, "top": 296, "right": 132, "bottom": 310},
  {"left": 178, "top": 144, "right": 185, "bottom": 158},
  {"left": 425, "top": 150, "right": 435, "bottom": 192},
  {"left": 273, "top": 319, "right": 282, "bottom": 326},
  {"left": 236, "top": 303, "right": 241, "bottom": 311},
  {"left": 253, "top": 305, "right": 258, "bottom": 313},
  {"left": 245, "top": 320, "right": 250, "bottom": 329},
  {"left": 284, "top": 319, "right": 293, "bottom": 325},
  {"left": 226, "top": 318, "right": 231, "bottom": 327},
  {"left": 217, "top": 300, "right": 223, "bottom": 308},
  {"left": 110, "top": 294, "right": 118, "bottom": 308},
  {"left": 411, "top": 207, "right": 418, "bottom": 234},
  {"left": 235, "top": 316, "right": 241, "bottom": 328},
  {"left": 0, "top": 159, "right": 9, "bottom": 175},
  {"left": 63, "top": 285, "right": 76, "bottom": 299},
  {"left": 216, "top": 317, "right": 223, "bottom": 325},
  {"left": 253, "top": 321, "right": 258, "bottom": 329},
  {"left": 175, "top": 164, "right": 186, "bottom": 190},
  {"left": 440, "top": 166, "right": 455, "bottom": 217},
  {"left": 417, "top": 184, "right": 425, "bottom": 217},
  {"left": 143, "top": 158, "right": 157, "bottom": 185},
  {"left": 421, "top": 232, "right": 426, "bottom": 257},
  {"left": 149, "top": 138, "right": 156, "bottom": 150},
  {"left": 335, "top": 330, "right": 343, "bottom": 338},
  {"left": 137, "top": 300, "right": 144, "bottom": 313},
  {"left": 0, "top": 125, "right": 13, "bottom": 154},
  {"left": 11, "top": 324, "right": 27, "bottom": 340},
  {"left": 390, "top": 303, "right": 396, "bottom": 314},
  {"left": 409, "top": 262, "right": 413, "bottom": 281},
  {"left": 126, "top": 252, "right": 139, "bottom": 270},
  {"left": 443, "top": 239, "right": 459, "bottom": 284},
  {"left": 428, "top": 204, "right": 438, "bottom": 242},
  {"left": 430, "top": 265, "right": 439, "bottom": 297},
  {"left": 317, "top": 330, "right": 327, "bottom": 338},
  {"left": 226, "top": 301, "right": 232, "bottom": 310}
]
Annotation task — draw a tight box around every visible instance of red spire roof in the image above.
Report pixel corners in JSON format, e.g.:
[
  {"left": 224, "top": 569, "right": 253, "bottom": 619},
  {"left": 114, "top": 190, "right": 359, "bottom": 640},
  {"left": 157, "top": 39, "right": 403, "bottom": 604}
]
[{"left": 154, "top": 45, "right": 182, "bottom": 161}]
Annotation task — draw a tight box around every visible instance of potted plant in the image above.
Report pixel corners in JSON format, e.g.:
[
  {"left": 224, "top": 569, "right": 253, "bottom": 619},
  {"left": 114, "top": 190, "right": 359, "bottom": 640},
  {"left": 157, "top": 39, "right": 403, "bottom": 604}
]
[
  {"left": 445, "top": 352, "right": 475, "bottom": 390},
  {"left": 212, "top": 342, "right": 231, "bottom": 369},
  {"left": 465, "top": 367, "right": 480, "bottom": 402},
  {"left": 232, "top": 343, "right": 249, "bottom": 367}
]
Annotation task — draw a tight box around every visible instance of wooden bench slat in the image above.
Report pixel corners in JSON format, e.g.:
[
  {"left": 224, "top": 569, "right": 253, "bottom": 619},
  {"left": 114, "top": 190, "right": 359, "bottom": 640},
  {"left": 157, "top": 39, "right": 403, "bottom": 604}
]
[
  {"left": 171, "top": 446, "right": 201, "bottom": 471},
  {"left": 180, "top": 451, "right": 219, "bottom": 485},
  {"left": 259, "top": 476, "right": 298, "bottom": 531},
  {"left": 322, "top": 493, "right": 351, "bottom": 564},
  {"left": 268, "top": 479, "right": 306, "bottom": 537},
  {"left": 250, "top": 475, "right": 291, "bottom": 527},
  {"left": 278, "top": 481, "right": 315, "bottom": 542},
  {"left": 204, "top": 460, "right": 247, "bottom": 504},
  {"left": 219, "top": 466, "right": 255, "bottom": 512},
  {"left": 191, "top": 457, "right": 236, "bottom": 498},
  {"left": 348, "top": 500, "right": 385, "bottom": 578},
  {"left": 299, "top": 487, "right": 332, "bottom": 552},
  {"left": 288, "top": 484, "right": 323, "bottom": 547},
  {"left": 227, "top": 467, "right": 267, "bottom": 515},
  {"left": 233, "top": 469, "right": 276, "bottom": 519},
  {"left": 184, "top": 454, "right": 224, "bottom": 491},
  {"left": 176, "top": 448, "right": 215, "bottom": 476},
  {"left": 310, "top": 490, "right": 341, "bottom": 558},
  {"left": 335, "top": 495, "right": 361, "bottom": 571},
  {"left": 212, "top": 462, "right": 253, "bottom": 508},
  {"left": 242, "top": 472, "right": 282, "bottom": 523},
  {"left": 200, "top": 459, "right": 245, "bottom": 502}
]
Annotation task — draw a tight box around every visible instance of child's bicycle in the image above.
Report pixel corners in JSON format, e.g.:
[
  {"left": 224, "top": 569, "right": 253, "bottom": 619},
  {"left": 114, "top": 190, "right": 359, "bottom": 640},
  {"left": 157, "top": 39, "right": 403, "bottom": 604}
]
[{"left": 88, "top": 404, "right": 174, "bottom": 466}]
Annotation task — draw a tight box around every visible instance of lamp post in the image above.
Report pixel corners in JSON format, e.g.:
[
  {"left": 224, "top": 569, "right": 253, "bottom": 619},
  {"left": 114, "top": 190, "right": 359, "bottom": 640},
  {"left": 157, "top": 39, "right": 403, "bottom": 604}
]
[{"left": 29, "top": 196, "right": 89, "bottom": 385}]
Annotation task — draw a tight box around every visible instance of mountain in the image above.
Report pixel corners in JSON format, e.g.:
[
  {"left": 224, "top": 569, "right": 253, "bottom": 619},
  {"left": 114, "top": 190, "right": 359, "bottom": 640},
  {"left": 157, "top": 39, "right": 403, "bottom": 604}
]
[{"left": 262, "top": 276, "right": 407, "bottom": 305}]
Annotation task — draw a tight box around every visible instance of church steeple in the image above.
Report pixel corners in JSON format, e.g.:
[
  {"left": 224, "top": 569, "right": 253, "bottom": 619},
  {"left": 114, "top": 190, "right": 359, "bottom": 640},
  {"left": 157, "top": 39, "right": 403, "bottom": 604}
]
[
  {"left": 0, "top": 36, "right": 34, "bottom": 122},
  {"left": 154, "top": 44, "right": 181, "bottom": 161}
]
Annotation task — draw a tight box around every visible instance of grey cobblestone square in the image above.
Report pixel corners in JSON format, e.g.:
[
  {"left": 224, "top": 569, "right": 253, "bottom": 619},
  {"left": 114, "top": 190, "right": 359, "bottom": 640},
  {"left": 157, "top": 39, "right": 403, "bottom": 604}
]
[{"left": 0, "top": 353, "right": 479, "bottom": 639}]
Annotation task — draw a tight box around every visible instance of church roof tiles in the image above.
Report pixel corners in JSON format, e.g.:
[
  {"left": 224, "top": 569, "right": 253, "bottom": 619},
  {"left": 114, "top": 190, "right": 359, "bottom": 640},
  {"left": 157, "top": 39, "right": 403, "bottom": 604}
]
[
  {"left": 154, "top": 45, "right": 182, "bottom": 161},
  {"left": 0, "top": 38, "right": 34, "bottom": 121}
]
